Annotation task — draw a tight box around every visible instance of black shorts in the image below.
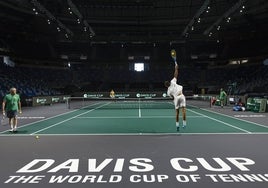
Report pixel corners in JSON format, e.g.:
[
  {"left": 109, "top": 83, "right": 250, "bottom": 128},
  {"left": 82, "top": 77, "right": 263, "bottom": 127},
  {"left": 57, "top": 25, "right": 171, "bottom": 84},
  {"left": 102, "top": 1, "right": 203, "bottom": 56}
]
[{"left": 7, "top": 110, "right": 18, "bottom": 119}]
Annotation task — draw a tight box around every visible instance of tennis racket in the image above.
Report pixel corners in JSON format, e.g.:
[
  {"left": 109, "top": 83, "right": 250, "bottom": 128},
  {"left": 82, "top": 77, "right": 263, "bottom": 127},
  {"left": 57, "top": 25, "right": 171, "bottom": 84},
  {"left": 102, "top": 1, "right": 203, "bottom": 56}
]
[{"left": 170, "top": 49, "right": 177, "bottom": 66}]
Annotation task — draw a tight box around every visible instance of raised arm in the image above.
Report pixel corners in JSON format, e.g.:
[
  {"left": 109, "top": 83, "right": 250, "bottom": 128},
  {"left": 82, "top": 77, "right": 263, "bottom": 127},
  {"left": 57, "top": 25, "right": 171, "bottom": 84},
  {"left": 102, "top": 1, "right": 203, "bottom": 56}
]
[{"left": 174, "top": 64, "right": 179, "bottom": 79}]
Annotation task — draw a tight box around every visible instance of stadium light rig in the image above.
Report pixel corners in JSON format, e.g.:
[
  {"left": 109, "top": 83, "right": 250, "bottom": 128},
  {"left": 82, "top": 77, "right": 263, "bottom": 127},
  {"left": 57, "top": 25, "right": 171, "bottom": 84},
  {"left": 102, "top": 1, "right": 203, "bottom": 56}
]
[
  {"left": 32, "top": 7, "right": 39, "bottom": 15},
  {"left": 31, "top": 0, "right": 73, "bottom": 36},
  {"left": 181, "top": 0, "right": 210, "bottom": 37},
  {"left": 203, "top": 0, "right": 247, "bottom": 36},
  {"left": 67, "top": 0, "right": 95, "bottom": 37},
  {"left": 239, "top": 5, "right": 246, "bottom": 13},
  {"left": 206, "top": 6, "right": 210, "bottom": 13}
]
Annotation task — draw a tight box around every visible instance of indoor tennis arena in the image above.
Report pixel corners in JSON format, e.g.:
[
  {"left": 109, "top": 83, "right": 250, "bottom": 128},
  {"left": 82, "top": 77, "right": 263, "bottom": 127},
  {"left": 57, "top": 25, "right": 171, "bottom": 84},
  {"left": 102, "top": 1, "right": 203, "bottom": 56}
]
[{"left": 1, "top": 0, "right": 268, "bottom": 188}]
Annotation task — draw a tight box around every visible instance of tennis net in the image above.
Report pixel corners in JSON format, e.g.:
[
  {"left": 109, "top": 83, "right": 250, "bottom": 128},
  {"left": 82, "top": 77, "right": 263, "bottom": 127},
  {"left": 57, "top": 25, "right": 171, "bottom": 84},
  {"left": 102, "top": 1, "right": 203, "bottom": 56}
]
[{"left": 66, "top": 95, "right": 212, "bottom": 110}]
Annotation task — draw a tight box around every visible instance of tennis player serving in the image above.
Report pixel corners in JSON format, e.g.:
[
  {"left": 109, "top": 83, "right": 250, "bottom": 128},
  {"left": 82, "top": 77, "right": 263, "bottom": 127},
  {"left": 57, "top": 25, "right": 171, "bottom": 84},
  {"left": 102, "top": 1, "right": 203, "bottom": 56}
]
[{"left": 164, "top": 61, "right": 186, "bottom": 132}]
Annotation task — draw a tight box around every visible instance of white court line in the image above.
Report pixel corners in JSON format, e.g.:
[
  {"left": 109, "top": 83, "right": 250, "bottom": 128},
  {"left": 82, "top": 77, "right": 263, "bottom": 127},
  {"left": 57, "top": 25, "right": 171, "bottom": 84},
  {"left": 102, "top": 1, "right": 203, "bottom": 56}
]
[
  {"left": 138, "top": 101, "right": 141, "bottom": 118},
  {"left": 138, "top": 108, "right": 141, "bottom": 118},
  {"left": 3, "top": 132, "right": 268, "bottom": 137},
  {"left": 30, "top": 102, "right": 111, "bottom": 135},
  {"left": 0, "top": 102, "right": 104, "bottom": 134},
  {"left": 202, "top": 108, "right": 268, "bottom": 129},
  {"left": 75, "top": 115, "right": 204, "bottom": 119},
  {"left": 18, "top": 116, "right": 45, "bottom": 119},
  {"left": 188, "top": 109, "right": 252, "bottom": 134}
]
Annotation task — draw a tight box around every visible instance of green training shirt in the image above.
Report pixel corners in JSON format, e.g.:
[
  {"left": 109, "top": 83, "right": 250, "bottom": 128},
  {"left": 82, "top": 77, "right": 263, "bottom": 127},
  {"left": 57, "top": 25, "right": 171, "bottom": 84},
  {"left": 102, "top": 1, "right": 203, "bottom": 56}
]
[
  {"left": 3, "top": 94, "right": 20, "bottom": 111},
  {"left": 219, "top": 91, "right": 226, "bottom": 99}
]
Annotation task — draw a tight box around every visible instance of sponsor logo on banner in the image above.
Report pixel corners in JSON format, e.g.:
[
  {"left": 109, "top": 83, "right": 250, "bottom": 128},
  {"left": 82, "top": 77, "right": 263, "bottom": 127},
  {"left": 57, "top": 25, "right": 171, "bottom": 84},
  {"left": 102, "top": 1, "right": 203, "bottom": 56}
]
[
  {"left": 36, "top": 98, "right": 46, "bottom": 104},
  {"left": 136, "top": 93, "right": 157, "bottom": 98}
]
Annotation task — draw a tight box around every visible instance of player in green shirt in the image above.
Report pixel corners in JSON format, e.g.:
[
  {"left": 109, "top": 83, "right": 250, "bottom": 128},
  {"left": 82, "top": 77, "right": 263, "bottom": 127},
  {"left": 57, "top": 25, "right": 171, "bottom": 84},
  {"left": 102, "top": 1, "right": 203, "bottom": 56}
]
[
  {"left": 2, "top": 88, "right": 22, "bottom": 132},
  {"left": 219, "top": 88, "right": 227, "bottom": 108}
]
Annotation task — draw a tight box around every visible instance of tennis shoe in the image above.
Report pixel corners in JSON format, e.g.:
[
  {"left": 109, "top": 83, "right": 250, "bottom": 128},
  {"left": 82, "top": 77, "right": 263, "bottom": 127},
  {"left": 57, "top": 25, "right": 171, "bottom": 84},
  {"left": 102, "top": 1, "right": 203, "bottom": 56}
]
[
  {"left": 176, "top": 126, "right": 180, "bottom": 132},
  {"left": 182, "top": 125, "right": 186, "bottom": 129}
]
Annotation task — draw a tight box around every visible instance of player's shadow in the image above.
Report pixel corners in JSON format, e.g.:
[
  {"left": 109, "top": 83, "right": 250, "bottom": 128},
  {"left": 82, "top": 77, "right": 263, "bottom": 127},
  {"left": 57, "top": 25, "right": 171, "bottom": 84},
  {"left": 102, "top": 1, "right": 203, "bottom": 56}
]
[{"left": 10, "top": 130, "right": 29, "bottom": 134}]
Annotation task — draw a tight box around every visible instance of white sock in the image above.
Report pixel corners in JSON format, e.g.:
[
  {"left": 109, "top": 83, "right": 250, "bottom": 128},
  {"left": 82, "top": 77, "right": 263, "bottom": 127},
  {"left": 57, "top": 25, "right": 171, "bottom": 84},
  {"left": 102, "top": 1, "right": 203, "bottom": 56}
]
[
  {"left": 176, "top": 122, "right": 179, "bottom": 127},
  {"left": 183, "top": 120, "right": 186, "bottom": 126}
]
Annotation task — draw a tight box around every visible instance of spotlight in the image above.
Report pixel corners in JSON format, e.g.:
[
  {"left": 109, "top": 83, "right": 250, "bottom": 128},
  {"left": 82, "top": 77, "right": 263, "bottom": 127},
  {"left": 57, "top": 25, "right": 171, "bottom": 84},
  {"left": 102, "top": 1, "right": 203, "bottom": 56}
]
[
  {"left": 69, "top": 11, "right": 73, "bottom": 14},
  {"left": 198, "top": 18, "right": 201, "bottom": 23},
  {"left": 35, "top": 11, "right": 38, "bottom": 15},
  {"left": 217, "top": 25, "right": 221, "bottom": 30},
  {"left": 191, "top": 26, "right": 194, "bottom": 31},
  {"left": 206, "top": 6, "right": 210, "bottom": 13},
  {"left": 32, "top": 8, "right": 36, "bottom": 11},
  {"left": 47, "top": 19, "right": 51, "bottom": 24}
]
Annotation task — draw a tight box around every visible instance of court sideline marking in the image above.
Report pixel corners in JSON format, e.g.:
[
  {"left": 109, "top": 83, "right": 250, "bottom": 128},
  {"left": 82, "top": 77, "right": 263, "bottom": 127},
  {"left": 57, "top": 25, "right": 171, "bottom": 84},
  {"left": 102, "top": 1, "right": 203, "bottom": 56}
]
[
  {"left": 2, "top": 132, "right": 268, "bottom": 137},
  {"left": 188, "top": 109, "right": 252, "bottom": 133},
  {"left": 30, "top": 102, "right": 111, "bottom": 135}
]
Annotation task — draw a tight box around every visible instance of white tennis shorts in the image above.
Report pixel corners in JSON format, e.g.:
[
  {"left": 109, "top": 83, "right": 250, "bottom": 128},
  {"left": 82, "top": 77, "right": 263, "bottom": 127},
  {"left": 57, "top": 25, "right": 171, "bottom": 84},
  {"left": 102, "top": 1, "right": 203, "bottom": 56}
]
[{"left": 174, "top": 94, "right": 186, "bottom": 109}]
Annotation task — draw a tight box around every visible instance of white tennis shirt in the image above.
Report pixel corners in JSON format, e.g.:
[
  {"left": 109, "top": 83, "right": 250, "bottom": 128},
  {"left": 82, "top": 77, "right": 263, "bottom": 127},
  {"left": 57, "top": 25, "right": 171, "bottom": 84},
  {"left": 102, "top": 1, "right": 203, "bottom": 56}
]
[{"left": 167, "top": 78, "right": 183, "bottom": 97}]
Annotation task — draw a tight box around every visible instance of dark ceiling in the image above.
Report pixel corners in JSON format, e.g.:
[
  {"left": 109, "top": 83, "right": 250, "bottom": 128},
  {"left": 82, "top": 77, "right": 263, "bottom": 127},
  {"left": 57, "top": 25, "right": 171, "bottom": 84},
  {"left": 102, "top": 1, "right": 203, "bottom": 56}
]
[{"left": 0, "top": 0, "right": 268, "bottom": 64}]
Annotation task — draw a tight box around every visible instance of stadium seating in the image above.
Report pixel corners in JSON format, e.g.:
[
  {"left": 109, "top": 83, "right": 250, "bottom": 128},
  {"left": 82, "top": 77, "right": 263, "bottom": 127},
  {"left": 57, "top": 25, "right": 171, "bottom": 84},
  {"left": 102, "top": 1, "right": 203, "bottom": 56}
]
[{"left": 1, "top": 62, "right": 268, "bottom": 99}]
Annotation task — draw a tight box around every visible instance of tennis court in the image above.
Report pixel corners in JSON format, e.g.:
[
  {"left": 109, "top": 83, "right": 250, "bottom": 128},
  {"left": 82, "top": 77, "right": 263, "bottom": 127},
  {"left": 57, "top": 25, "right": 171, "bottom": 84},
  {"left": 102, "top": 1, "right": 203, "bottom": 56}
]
[{"left": 1, "top": 99, "right": 267, "bottom": 135}]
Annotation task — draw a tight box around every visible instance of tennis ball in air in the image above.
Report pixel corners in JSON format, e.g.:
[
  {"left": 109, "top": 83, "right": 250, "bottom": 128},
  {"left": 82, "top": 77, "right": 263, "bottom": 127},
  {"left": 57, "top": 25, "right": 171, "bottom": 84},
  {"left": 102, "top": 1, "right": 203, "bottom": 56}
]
[{"left": 35, "top": 135, "right": 39, "bottom": 139}]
